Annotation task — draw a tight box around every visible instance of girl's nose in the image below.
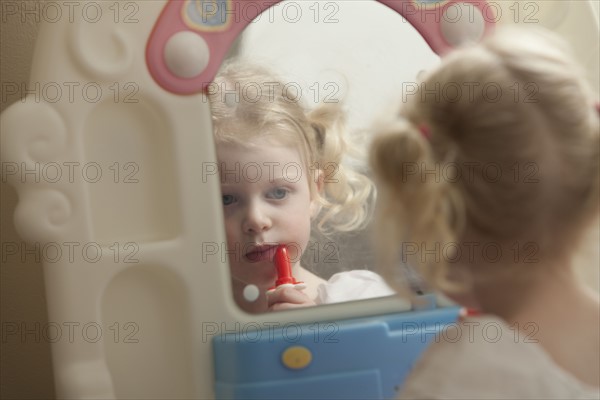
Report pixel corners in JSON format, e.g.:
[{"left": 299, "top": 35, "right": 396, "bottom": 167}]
[{"left": 242, "top": 202, "right": 272, "bottom": 234}]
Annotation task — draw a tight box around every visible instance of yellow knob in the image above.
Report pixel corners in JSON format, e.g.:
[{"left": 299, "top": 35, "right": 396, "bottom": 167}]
[{"left": 281, "top": 346, "right": 312, "bottom": 370}]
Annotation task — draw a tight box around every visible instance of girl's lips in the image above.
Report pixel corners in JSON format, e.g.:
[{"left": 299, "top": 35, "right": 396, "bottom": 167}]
[{"left": 245, "top": 244, "right": 278, "bottom": 263}]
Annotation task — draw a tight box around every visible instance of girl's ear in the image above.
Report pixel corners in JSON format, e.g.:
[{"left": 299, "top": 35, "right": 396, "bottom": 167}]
[
  {"left": 309, "top": 198, "right": 322, "bottom": 219},
  {"left": 314, "top": 169, "right": 324, "bottom": 194},
  {"left": 310, "top": 169, "right": 324, "bottom": 218}
]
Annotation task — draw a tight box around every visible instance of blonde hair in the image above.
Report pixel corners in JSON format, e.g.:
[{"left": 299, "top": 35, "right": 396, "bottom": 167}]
[
  {"left": 370, "top": 27, "right": 600, "bottom": 295},
  {"left": 209, "top": 60, "right": 374, "bottom": 235}
]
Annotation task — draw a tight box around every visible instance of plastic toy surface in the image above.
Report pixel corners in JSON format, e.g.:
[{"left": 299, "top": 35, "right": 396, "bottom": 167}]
[
  {"left": 213, "top": 306, "right": 458, "bottom": 399},
  {"left": 146, "top": 0, "right": 494, "bottom": 94},
  {"left": 2, "top": 0, "right": 597, "bottom": 399}
]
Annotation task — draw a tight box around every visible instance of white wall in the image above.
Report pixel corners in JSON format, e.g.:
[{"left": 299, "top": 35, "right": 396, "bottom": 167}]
[
  {"left": 237, "top": 1, "right": 440, "bottom": 133},
  {"left": 237, "top": 0, "right": 599, "bottom": 131}
]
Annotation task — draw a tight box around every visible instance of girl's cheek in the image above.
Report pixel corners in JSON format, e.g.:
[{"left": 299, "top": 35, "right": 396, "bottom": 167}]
[{"left": 224, "top": 219, "right": 238, "bottom": 241}]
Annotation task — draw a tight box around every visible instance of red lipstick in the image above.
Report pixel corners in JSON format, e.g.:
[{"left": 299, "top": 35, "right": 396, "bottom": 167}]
[{"left": 267, "top": 244, "right": 305, "bottom": 293}]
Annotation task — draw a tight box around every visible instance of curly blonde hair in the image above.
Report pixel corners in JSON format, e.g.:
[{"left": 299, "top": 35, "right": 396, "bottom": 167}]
[
  {"left": 370, "top": 27, "right": 600, "bottom": 295},
  {"left": 209, "top": 60, "right": 375, "bottom": 236}
]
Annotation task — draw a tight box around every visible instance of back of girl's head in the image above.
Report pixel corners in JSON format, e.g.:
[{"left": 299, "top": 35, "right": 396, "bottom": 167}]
[
  {"left": 209, "top": 60, "right": 374, "bottom": 235},
  {"left": 370, "top": 27, "right": 599, "bottom": 294}
]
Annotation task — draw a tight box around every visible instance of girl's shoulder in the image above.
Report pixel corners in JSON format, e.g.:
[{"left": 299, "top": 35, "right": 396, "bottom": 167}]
[
  {"left": 315, "top": 270, "right": 396, "bottom": 305},
  {"left": 399, "top": 315, "right": 600, "bottom": 399}
]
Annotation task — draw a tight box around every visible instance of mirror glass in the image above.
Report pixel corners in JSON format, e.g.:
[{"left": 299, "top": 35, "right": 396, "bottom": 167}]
[{"left": 211, "top": 0, "right": 440, "bottom": 313}]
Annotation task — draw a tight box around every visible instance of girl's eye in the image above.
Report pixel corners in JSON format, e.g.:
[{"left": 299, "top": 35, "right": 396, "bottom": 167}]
[
  {"left": 267, "top": 188, "right": 288, "bottom": 200},
  {"left": 222, "top": 194, "right": 236, "bottom": 206}
]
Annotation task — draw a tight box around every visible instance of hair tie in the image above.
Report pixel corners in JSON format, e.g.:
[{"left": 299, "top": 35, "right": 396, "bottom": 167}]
[{"left": 418, "top": 124, "right": 431, "bottom": 140}]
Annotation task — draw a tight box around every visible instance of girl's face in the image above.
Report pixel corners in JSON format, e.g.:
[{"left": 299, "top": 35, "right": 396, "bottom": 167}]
[{"left": 217, "top": 139, "right": 316, "bottom": 291}]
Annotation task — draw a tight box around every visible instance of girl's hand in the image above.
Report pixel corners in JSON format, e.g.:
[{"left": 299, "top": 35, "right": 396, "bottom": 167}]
[{"left": 267, "top": 287, "right": 317, "bottom": 311}]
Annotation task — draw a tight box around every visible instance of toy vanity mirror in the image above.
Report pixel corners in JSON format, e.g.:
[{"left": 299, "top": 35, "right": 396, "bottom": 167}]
[
  {"left": 212, "top": 0, "right": 444, "bottom": 314},
  {"left": 1, "top": 0, "right": 597, "bottom": 399}
]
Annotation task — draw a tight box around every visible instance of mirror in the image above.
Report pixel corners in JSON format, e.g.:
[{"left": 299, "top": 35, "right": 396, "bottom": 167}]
[{"left": 210, "top": 0, "right": 440, "bottom": 313}]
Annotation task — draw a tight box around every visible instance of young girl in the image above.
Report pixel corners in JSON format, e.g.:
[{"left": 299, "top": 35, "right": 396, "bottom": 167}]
[
  {"left": 370, "top": 27, "right": 599, "bottom": 398},
  {"left": 208, "top": 61, "right": 394, "bottom": 314}
]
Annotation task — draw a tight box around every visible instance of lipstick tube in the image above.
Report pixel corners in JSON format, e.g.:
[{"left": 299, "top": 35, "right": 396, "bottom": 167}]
[{"left": 268, "top": 244, "right": 305, "bottom": 292}]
